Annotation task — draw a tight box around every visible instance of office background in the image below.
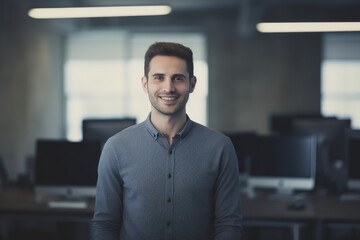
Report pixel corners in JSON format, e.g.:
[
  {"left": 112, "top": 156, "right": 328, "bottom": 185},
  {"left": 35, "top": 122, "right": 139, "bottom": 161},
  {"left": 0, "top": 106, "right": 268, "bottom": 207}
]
[
  {"left": 1, "top": 1, "right": 360, "bottom": 240},
  {"left": 1, "top": 0, "right": 345, "bottom": 181}
]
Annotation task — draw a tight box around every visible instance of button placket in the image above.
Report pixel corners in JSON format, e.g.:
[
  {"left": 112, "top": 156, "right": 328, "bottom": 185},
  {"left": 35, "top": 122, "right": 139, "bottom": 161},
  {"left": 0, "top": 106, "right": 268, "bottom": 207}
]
[{"left": 165, "top": 144, "right": 175, "bottom": 239}]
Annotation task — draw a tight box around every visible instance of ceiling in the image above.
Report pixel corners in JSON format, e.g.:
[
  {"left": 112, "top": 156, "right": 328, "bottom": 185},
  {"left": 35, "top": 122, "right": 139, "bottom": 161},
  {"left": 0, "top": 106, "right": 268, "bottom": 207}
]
[
  {"left": 25, "top": 0, "right": 360, "bottom": 16},
  {"left": 19, "top": 0, "right": 360, "bottom": 35}
]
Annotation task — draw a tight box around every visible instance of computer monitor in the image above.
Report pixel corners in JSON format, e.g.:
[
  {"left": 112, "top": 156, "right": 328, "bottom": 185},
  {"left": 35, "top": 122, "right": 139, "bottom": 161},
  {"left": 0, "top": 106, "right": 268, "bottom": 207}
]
[
  {"left": 82, "top": 118, "right": 136, "bottom": 147},
  {"left": 225, "top": 132, "right": 257, "bottom": 174},
  {"left": 34, "top": 140, "right": 101, "bottom": 201},
  {"left": 292, "top": 118, "right": 351, "bottom": 192},
  {"left": 346, "top": 129, "right": 360, "bottom": 191},
  {"left": 247, "top": 135, "right": 317, "bottom": 196},
  {"left": 269, "top": 112, "right": 337, "bottom": 135}
]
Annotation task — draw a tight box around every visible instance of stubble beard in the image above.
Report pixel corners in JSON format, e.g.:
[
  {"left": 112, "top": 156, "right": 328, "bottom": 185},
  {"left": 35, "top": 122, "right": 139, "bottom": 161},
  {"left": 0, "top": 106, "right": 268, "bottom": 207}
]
[{"left": 149, "top": 92, "right": 190, "bottom": 117}]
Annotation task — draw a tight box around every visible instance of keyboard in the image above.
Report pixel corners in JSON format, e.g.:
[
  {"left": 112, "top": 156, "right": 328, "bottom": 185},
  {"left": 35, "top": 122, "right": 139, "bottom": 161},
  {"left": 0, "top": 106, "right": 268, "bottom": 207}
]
[
  {"left": 339, "top": 193, "right": 360, "bottom": 201},
  {"left": 47, "top": 200, "right": 88, "bottom": 209}
]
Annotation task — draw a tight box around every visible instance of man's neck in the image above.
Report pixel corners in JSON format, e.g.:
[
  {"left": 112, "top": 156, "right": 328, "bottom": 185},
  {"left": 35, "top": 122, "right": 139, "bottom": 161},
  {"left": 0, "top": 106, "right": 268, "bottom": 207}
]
[{"left": 150, "top": 111, "right": 187, "bottom": 145}]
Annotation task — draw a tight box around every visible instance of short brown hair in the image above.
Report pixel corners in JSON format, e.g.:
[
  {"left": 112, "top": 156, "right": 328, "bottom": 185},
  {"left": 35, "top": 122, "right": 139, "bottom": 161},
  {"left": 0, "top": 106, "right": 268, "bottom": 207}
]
[{"left": 144, "top": 42, "right": 194, "bottom": 79}]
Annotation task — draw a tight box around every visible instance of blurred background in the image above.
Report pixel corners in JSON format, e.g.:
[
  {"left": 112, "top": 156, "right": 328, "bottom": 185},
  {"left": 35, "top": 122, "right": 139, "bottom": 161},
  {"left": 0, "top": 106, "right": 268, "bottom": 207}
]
[
  {"left": 1, "top": 0, "right": 359, "bottom": 185},
  {"left": 1, "top": 0, "right": 360, "bottom": 239}
]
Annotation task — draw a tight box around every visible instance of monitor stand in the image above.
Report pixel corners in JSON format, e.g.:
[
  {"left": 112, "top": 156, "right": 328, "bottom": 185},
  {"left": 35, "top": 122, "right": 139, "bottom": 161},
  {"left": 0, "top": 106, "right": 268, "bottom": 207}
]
[
  {"left": 241, "top": 184, "right": 256, "bottom": 199},
  {"left": 239, "top": 175, "right": 256, "bottom": 199}
]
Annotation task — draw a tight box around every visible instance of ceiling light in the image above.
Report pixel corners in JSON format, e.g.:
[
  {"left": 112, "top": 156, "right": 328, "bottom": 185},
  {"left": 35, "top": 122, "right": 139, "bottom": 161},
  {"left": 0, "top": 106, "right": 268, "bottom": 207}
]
[
  {"left": 257, "top": 22, "right": 360, "bottom": 33},
  {"left": 28, "top": 5, "right": 172, "bottom": 19}
]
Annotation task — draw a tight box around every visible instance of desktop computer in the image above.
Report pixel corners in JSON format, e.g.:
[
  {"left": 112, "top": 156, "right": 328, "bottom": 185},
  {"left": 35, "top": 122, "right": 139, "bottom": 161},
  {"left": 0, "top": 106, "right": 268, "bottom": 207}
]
[{"left": 34, "top": 139, "right": 102, "bottom": 208}]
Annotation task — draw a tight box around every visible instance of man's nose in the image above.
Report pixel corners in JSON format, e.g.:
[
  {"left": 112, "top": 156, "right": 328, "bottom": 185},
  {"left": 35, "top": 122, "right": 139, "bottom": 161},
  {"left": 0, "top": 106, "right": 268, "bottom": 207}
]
[{"left": 163, "top": 78, "right": 175, "bottom": 93}]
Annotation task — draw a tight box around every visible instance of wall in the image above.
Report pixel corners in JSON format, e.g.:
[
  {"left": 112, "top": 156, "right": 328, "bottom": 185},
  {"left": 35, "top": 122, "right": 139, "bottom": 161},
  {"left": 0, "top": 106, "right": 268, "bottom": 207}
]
[
  {"left": 208, "top": 28, "right": 321, "bottom": 133},
  {"left": 0, "top": 2, "right": 63, "bottom": 180},
  {"left": 0, "top": 6, "right": 321, "bottom": 180}
]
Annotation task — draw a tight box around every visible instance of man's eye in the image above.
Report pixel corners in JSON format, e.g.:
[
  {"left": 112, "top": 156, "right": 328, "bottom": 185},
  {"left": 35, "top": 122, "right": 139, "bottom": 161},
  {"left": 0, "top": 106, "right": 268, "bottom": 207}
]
[
  {"left": 174, "top": 76, "right": 184, "bottom": 81},
  {"left": 154, "top": 75, "right": 164, "bottom": 80}
]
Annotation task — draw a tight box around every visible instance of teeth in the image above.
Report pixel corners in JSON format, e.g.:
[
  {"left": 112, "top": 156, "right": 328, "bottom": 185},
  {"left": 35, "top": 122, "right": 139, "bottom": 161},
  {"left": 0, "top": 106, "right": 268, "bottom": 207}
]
[{"left": 161, "top": 96, "right": 176, "bottom": 100}]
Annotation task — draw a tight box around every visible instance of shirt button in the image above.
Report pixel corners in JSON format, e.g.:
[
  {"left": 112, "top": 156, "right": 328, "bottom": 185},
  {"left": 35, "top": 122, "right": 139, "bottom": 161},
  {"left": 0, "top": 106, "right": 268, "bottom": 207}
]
[
  {"left": 166, "top": 221, "right": 171, "bottom": 226},
  {"left": 168, "top": 173, "right": 172, "bottom": 178},
  {"left": 168, "top": 149, "right": 172, "bottom": 154},
  {"left": 167, "top": 198, "right": 171, "bottom": 203}
]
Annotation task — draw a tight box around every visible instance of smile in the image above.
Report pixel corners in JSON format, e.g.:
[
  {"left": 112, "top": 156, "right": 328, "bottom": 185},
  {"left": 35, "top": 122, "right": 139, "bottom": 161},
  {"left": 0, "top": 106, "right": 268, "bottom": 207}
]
[{"left": 159, "top": 96, "right": 178, "bottom": 101}]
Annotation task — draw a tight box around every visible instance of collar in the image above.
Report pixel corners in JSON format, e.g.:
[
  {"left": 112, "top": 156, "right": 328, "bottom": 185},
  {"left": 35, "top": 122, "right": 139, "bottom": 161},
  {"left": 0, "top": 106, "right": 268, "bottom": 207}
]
[{"left": 144, "top": 113, "right": 193, "bottom": 140}]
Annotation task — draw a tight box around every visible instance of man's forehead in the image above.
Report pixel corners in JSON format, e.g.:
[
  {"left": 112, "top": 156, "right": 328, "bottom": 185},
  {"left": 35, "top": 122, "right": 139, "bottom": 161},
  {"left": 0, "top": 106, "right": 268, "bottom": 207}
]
[
  {"left": 149, "top": 56, "right": 187, "bottom": 70},
  {"left": 150, "top": 55, "right": 185, "bottom": 63}
]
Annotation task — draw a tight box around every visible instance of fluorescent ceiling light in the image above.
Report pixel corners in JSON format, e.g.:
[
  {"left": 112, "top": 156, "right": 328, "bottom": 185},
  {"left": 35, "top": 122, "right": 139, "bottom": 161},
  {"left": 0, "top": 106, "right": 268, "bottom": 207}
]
[
  {"left": 28, "top": 5, "right": 172, "bottom": 19},
  {"left": 257, "top": 22, "right": 360, "bottom": 33}
]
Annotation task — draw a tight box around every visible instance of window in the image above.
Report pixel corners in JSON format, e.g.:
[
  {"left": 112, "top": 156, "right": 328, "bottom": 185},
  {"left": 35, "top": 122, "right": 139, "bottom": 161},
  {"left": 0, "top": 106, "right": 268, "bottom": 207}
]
[
  {"left": 64, "top": 31, "right": 208, "bottom": 141},
  {"left": 321, "top": 34, "right": 360, "bottom": 128}
]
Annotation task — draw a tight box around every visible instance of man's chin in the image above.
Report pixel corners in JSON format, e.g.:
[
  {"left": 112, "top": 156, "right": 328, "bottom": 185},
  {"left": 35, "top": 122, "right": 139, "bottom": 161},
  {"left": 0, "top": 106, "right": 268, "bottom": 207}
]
[{"left": 154, "top": 106, "right": 184, "bottom": 116}]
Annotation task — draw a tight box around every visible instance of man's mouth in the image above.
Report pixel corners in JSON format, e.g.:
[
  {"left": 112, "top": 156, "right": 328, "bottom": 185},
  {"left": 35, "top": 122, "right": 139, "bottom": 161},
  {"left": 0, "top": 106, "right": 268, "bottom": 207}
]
[{"left": 159, "top": 96, "right": 178, "bottom": 101}]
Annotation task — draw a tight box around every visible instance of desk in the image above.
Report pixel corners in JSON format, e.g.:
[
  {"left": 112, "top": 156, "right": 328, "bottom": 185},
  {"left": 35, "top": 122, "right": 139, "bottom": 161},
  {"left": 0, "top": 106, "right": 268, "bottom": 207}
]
[
  {"left": 242, "top": 195, "right": 316, "bottom": 220},
  {"left": 242, "top": 193, "right": 317, "bottom": 240},
  {"left": 1, "top": 189, "right": 360, "bottom": 240},
  {"left": 0, "top": 189, "right": 94, "bottom": 240},
  {"left": 241, "top": 192, "right": 360, "bottom": 240},
  {"left": 313, "top": 195, "right": 360, "bottom": 240},
  {"left": 0, "top": 189, "right": 94, "bottom": 216},
  {"left": 314, "top": 195, "right": 360, "bottom": 220}
]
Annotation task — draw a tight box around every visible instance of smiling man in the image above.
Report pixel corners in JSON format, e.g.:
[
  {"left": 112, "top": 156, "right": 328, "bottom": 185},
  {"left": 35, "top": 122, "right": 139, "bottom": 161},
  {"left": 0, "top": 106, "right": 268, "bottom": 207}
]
[{"left": 92, "top": 42, "right": 242, "bottom": 240}]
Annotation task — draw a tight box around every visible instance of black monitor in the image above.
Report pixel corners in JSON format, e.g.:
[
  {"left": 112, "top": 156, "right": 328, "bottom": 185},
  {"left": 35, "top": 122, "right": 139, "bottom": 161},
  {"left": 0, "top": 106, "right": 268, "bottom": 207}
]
[
  {"left": 292, "top": 118, "right": 351, "bottom": 192},
  {"left": 269, "top": 112, "right": 336, "bottom": 135},
  {"left": 225, "top": 132, "right": 257, "bottom": 174},
  {"left": 247, "top": 135, "right": 316, "bottom": 196},
  {"left": 34, "top": 140, "right": 102, "bottom": 201},
  {"left": 346, "top": 129, "right": 360, "bottom": 191},
  {"left": 82, "top": 118, "right": 136, "bottom": 147}
]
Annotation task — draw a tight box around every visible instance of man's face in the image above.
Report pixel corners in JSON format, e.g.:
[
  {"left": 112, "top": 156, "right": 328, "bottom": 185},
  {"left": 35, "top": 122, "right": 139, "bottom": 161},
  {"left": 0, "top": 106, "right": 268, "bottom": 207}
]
[{"left": 142, "top": 55, "right": 196, "bottom": 117}]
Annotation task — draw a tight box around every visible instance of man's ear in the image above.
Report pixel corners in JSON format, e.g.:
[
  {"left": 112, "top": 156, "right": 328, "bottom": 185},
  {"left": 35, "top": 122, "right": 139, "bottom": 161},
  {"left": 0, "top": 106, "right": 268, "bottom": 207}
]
[
  {"left": 141, "top": 76, "right": 148, "bottom": 93},
  {"left": 189, "top": 76, "right": 197, "bottom": 93}
]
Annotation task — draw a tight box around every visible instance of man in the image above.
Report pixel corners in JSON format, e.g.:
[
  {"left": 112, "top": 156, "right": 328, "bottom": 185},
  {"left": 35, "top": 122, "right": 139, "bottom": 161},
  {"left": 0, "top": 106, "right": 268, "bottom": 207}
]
[{"left": 92, "top": 42, "right": 242, "bottom": 240}]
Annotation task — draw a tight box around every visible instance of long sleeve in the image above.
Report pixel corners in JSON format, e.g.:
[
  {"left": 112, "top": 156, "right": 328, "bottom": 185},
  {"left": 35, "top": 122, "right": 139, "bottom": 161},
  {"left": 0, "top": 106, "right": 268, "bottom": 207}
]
[
  {"left": 92, "top": 120, "right": 243, "bottom": 240},
  {"left": 92, "top": 140, "right": 123, "bottom": 240},
  {"left": 214, "top": 138, "right": 242, "bottom": 240}
]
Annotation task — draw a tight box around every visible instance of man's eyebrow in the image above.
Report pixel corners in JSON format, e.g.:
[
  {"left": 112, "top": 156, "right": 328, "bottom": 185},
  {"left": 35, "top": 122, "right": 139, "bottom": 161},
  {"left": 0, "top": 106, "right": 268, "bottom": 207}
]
[
  {"left": 151, "top": 73, "right": 165, "bottom": 77},
  {"left": 172, "top": 73, "right": 186, "bottom": 78},
  {"left": 150, "top": 73, "right": 165, "bottom": 77},
  {"left": 151, "top": 73, "right": 187, "bottom": 78}
]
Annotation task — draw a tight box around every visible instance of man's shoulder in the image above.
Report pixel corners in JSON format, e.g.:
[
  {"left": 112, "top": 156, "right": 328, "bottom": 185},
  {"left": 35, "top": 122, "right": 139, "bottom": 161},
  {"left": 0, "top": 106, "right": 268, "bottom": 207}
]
[
  {"left": 108, "top": 122, "right": 146, "bottom": 142},
  {"left": 191, "top": 121, "right": 230, "bottom": 142}
]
